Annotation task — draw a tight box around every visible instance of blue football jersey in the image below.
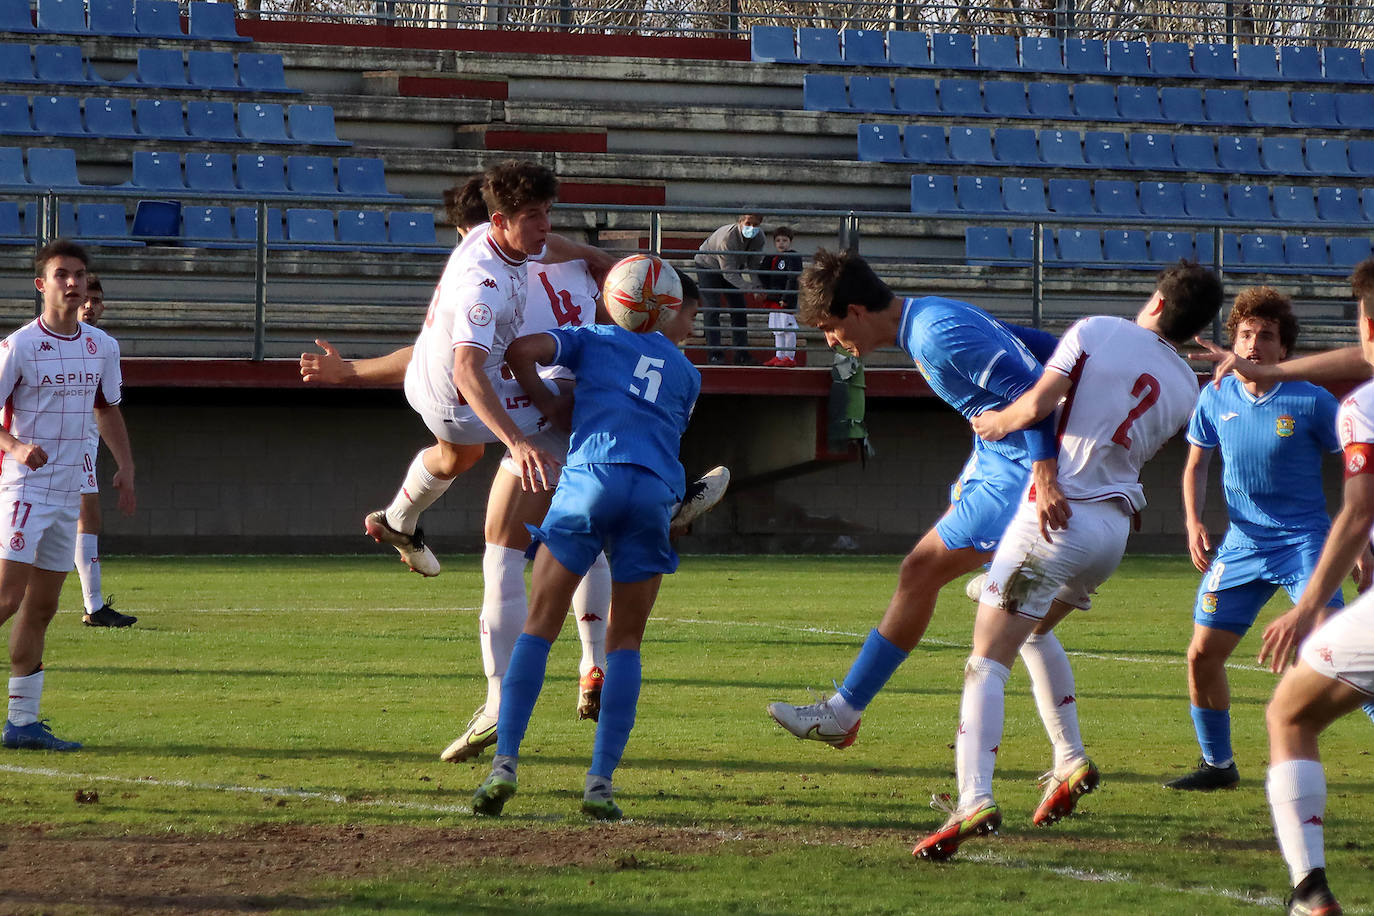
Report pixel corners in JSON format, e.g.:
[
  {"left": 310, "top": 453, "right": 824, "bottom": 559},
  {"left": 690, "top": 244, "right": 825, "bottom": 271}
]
[
  {"left": 544, "top": 324, "right": 701, "bottom": 498},
  {"left": 898, "top": 297, "right": 1055, "bottom": 463},
  {"left": 1188, "top": 376, "right": 1339, "bottom": 547}
]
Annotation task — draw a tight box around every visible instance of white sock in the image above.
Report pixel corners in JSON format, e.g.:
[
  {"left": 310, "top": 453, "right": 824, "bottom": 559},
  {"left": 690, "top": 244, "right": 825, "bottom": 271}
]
[
  {"left": 825, "top": 693, "right": 860, "bottom": 731},
  {"left": 75, "top": 533, "right": 101, "bottom": 615},
  {"left": 956, "top": 656, "right": 1011, "bottom": 811},
  {"left": 1020, "top": 631, "right": 1086, "bottom": 773},
  {"left": 384, "top": 450, "right": 453, "bottom": 534},
  {"left": 7, "top": 670, "right": 43, "bottom": 726},
  {"left": 573, "top": 552, "right": 610, "bottom": 675},
  {"left": 1267, "top": 759, "right": 1327, "bottom": 886},
  {"left": 480, "top": 543, "right": 528, "bottom": 716}
]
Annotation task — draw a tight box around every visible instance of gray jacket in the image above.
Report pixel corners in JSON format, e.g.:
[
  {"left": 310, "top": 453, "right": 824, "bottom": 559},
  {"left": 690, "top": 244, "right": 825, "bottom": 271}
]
[{"left": 693, "top": 222, "right": 765, "bottom": 291}]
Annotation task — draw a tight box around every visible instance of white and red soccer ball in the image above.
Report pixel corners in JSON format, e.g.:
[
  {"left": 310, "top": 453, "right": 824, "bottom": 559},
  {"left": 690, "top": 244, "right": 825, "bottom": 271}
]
[{"left": 602, "top": 254, "right": 683, "bottom": 333}]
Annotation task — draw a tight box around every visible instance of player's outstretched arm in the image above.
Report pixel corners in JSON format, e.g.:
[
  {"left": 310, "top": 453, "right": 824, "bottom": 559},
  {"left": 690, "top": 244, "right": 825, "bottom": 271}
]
[
  {"left": 452, "top": 344, "right": 559, "bottom": 492},
  {"left": 972, "top": 370, "right": 1073, "bottom": 442},
  {"left": 94, "top": 405, "right": 136, "bottom": 516},
  {"left": 300, "top": 340, "right": 412, "bottom": 386},
  {"left": 505, "top": 333, "right": 565, "bottom": 424},
  {"left": 1182, "top": 444, "right": 1214, "bottom": 572},
  {"left": 542, "top": 236, "right": 617, "bottom": 283},
  {"left": 1195, "top": 339, "right": 1369, "bottom": 389}
]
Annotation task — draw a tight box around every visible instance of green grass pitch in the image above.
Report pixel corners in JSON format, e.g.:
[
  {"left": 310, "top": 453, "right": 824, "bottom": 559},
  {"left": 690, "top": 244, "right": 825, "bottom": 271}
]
[{"left": 2, "top": 554, "right": 1371, "bottom": 914}]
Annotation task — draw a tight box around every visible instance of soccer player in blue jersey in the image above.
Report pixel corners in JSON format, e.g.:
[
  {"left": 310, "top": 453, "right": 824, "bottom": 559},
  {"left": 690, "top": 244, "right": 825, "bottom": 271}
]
[
  {"left": 1168, "top": 287, "right": 1369, "bottom": 791},
  {"left": 470, "top": 276, "right": 702, "bottom": 820},
  {"left": 768, "top": 248, "right": 1076, "bottom": 751}
]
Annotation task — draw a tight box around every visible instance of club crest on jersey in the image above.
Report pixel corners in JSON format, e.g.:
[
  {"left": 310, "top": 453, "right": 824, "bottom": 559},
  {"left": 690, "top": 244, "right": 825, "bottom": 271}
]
[
  {"left": 9, "top": 534, "right": 22, "bottom": 551},
  {"left": 467, "top": 303, "right": 492, "bottom": 326},
  {"left": 1348, "top": 448, "right": 1368, "bottom": 474},
  {"left": 1201, "top": 593, "right": 1217, "bottom": 615},
  {"left": 1275, "top": 415, "right": 1295, "bottom": 438},
  {"left": 86, "top": 337, "right": 96, "bottom": 355}
]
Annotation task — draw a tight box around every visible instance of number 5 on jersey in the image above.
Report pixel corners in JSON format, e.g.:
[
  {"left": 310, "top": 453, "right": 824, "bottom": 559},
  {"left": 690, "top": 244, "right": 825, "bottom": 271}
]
[{"left": 630, "top": 356, "right": 665, "bottom": 403}]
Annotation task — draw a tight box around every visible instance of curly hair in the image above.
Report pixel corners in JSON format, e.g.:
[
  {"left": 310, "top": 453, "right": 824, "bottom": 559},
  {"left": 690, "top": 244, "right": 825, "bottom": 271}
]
[
  {"left": 443, "top": 176, "right": 489, "bottom": 231},
  {"left": 1225, "top": 286, "right": 1298, "bottom": 353},
  {"left": 34, "top": 238, "right": 89, "bottom": 277},
  {"left": 481, "top": 160, "right": 558, "bottom": 217},
  {"left": 797, "top": 248, "right": 893, "bottom": 326}
]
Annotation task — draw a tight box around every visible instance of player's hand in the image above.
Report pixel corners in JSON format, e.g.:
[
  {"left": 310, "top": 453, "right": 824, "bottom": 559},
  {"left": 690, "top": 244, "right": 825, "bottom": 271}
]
[
  {"left": 1355, "top": 544, "right": 1374, "bottom": 593},
  {"left": 1186, "top": 521, "right": 1212, "bottom": 572},
  {"left": 14, "top": 442, "right": 46, "bottom": 470},
  {"left": 1191, "top": 337, "right": 1272, "bottom": 390},
  {"left": 970, "top": 409, "right": 1008, "bottom": 442},
  {"left": 1259, "top": 605, "right": 1314, "bottom": 673},
  {"left": 512, "top": 439, "right": 560, "bottom": 492},
  {"left": 112, "top": 466, "right": 136, "bottom": 516},
  {"left": 1031, "top": 466, "right": 1071, "bottom": 542},
  {"left": 300, "top": 339, "right": 353, "bottom": 385}
]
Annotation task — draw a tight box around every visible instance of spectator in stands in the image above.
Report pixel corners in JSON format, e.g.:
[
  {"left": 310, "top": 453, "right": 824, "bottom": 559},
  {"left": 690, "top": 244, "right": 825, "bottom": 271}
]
[
  {"left": 762, "top": 225, "right": 802, "bottom": 367},
  {"left": 694, "top": 211, "right": 765, "bottom": 365}
]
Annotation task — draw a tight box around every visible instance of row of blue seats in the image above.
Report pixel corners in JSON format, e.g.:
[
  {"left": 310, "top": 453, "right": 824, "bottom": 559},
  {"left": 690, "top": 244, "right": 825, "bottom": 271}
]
[
  {"left": 862, "top": 125, "right": 1374, "bottom": 178},
  {"left": 805, "top": 74, "right": 1374, "bottom": 130},
  {"left": 2, "top": 96, "right": 346, "bottom": 146},
  {"left": 754, "top": 27, "right": 1374, "bottom": 83},
  {"left": 0, "top": 45, "right": 296, "bottom": 93},
  {"left": 1, "top": 0, "right": 246, "bottom": 40},
  {"left": 911, "top": 174, "right": 1374, "bottom": 224},
  {"left": 966, "top": 226, "right": 1374, "bottom": 274}
]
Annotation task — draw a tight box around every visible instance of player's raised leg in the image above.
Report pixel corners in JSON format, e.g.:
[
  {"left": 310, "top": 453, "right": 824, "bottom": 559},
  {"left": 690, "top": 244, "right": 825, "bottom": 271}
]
[{"left": 367, "top": 440, "right": 482, "bottom": 577}]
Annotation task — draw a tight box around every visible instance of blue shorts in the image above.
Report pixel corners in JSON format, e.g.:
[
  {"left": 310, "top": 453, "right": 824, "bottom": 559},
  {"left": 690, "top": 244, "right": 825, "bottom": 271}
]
[
  {"left": 1194, "top": 536, "right": 1343, "bottom": 635},
  {"left": 935, "top": 447, "right": 1028, "bottom": 553},
  {"left": 527, "top": 463, "right": 679, "bottom": 584}
]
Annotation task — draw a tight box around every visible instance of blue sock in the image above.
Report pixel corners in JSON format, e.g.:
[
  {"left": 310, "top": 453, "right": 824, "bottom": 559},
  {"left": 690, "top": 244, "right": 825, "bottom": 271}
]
[
  {"left": 1191, "top": 704, "right": 1233, "bottom": 767},
  {"left": 835, "top": 629, "right": 908, "bottom": 711},
  {"left": 495, "top": 633, "right": 552, "bottom": 758},
  {"left": 590, "top": 649, "right": 641, "bottom": 780},
  {"left": 1363, "top": 702, "right": 1374, "bottom": 725}
]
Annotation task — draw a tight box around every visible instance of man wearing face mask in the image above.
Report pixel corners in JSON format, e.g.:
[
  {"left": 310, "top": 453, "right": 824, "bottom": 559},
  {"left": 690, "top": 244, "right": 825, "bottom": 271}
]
[{"left": 694, "top": 212, "right": 766, "bottom": 365}]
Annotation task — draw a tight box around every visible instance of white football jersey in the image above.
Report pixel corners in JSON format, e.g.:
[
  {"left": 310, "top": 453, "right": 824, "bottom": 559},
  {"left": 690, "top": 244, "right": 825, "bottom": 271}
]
[
  {"left": 522, "top": 260, "right": 599, "bottom": 382},
  {"left": 1336, "top": 379, "right": 1374, "bottom": 539},
  {"left": 0, "top": 317, "right": 122, "bottom": 507},
  {"left": 1044, "top": 315, "right": 1200, "bottom": 512}
]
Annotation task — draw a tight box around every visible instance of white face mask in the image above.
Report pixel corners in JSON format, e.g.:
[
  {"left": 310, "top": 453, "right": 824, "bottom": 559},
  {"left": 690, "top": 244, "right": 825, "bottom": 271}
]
[{"left": 740, "top": 224, "right": 760, "bottom": 240}]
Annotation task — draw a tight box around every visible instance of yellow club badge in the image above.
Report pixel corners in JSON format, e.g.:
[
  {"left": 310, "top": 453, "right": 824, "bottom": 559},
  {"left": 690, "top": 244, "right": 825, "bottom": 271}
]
[{"left": 1276, "top": 415, "right": 1295, "bottom": 438}]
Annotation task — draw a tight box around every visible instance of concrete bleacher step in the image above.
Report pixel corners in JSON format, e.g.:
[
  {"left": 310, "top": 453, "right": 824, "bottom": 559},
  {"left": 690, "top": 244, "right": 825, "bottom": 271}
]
[
  {"left": 454, "top": 124, "right": 607, "bottom": 154},
  {"left": 364, "top": 71, "right": 508, "bottom": 100}
]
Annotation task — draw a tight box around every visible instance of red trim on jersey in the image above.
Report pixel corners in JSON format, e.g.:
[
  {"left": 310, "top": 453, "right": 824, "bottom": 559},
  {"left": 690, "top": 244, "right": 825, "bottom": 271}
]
[
  {"left": 485, "top": 233, "right": 525, "bottom": 267},
  {"left": 1053, "top": 351, "right": 1090, "bottom": 448},
  {"left": 35, "top": 318, "right": 81, "bottom": 341},
  {"left": 1344, "top": 442, "right": 1374, "bottom": 478}
]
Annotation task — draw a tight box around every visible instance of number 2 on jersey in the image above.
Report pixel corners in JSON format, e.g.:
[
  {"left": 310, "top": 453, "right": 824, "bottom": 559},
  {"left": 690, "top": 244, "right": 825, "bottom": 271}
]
[
  {"left": 629, "top": 356, "right": 665, "bottom": 403},
  {"left": 1111, "top": 373, "right": 1160, "bottom": 448}
]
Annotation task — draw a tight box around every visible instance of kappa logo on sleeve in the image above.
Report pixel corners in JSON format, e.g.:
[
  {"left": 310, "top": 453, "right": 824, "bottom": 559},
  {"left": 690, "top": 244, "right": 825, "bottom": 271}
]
[
  {"left": 468, "top": 304, "right": 493, "bottom": 327},
  {"left": 480, "top": 279, "right": 497, "bottom": 289}
]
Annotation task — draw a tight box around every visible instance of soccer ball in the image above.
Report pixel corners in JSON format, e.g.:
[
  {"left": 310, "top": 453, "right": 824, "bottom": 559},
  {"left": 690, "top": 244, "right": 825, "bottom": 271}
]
[{"left": 603, "top": 254, "right": 683, "bottom": 333}]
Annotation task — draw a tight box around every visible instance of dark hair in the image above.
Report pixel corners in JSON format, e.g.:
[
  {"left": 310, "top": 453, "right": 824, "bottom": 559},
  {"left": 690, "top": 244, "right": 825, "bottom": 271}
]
[
  {"left": 85, "top": 273, "right": 103, "bottom": 294},
  {"left": 1351, "top": 258, "right": 1374, "bottom": 313},
  {"left": 677, "top": 269, "right": 699, "bottom": 305},
  {"left": 443, "top": 176, "right": 489, "bottom": 231},
  {"left": 1153, "top": 260, "right": 1224, "bottom": 343},
  {"left": 481, "top": 159, "right": 557, "bottom": 217},
  {"left": 34, "top": 238, "right": 89, "bottom": 277},
  {"left": 797, "top": 248, "right": 893, "bottom": 325},
  {"left": 773, "top": 225, "right": 795, "bottom": 240},
  {"left": 1226, "top": 286, "right": 1297, "bottom": 353}
]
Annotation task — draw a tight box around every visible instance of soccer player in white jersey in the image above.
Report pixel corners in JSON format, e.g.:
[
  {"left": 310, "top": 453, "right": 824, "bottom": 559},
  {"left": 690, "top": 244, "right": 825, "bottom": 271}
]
[
  {"left": 0, "top": 241, "right": 136, "bottom": 751},
  {"left": 913, "top": 261, "right": 1222, "bottom": 862},
  {"left": 72, "top": 275, "right": 136, "bottom": 628}
]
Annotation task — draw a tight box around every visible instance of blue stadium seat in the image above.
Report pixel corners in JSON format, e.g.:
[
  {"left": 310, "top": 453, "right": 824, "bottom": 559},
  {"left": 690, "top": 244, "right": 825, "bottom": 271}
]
[
  {"left": 1217, "top": 135, "right": 1262, "bottom": 173},
  {"left": 938, "top": 78, "right": 983, "bottom": 115},
  {"left": 1317, "top": 186, "right": 1362, "bottom": 223},
  {"left": 0, "top": 0, "right": 35, "bottom": 31},
  {"left": 130, "top": 199, "right": 180, "bottom": 240},
  {"left": 931, "top": 32, "right": 975, "bottom": 69},
  {"left": 983, "top": 80, "right": 1028, "bottom": 118},
  {"left": 188, "top": 50, "right": 239, "bottom": 91},
  {"left": 750, "top": 26, "right": 796, "bottom": 63},
  {"left": 184, "top": 151, "right": 235, "bottom": 192},
  {"left": 1159, "top": 87, "right": 1204, "bottom": 124},
  {"left": 1239, "top": 233, "right": 1283, "bottom": 266},
  {"left": 284, "top": 209, "right": 340, "bottom": 250},
  {"left": 182, "top": 206, "right": 245, "bottom": 248},
  {"left": 1191, "top": 43, "right": 1235, "bottom": 79},
  {"left": 85, "top": 96, "right": 137, "bottom": 139},
  {"left": 128, "top": 150, "right": 184, "bottom": 190},
  {"left": 1363, "top": 190, "right": 1374, "bottom": 223},
  {"left": 909, "top": 174, "right": 957, "bottom": 213},
  {"left": 1322, "top": 47, "right": 1364, "bottom": 83},
  {"left": 1249, "top": 89, "right": 1293, "bottom": 127},
  {"left": 1055, "top": 228, "right": 1104, "bottom": 265},
  {"left": 1284, "top": 234, "right": 1328, "bottom": 269},
  {"left": 1228, "top": 184, "right": 1275, "bottom": 221},
  {"left": 1331, "top": 237, "right": 1373, "bottom": 267},
  {"left": 134, "top": 98, "right": 189, "bottom": 141},
  {"left": 0, "top": 147, "right": 26, "bottom": 187},
  {"left": 975, "top": 34, "right": 1018, "bottom": 72},
  {"left": 1335, "top": 92, "right": 1374, "bottom": 129},
  {"left": 956, "top": 175, "right": 1004, "bottom": 213},
  {"left": 77, "top": 203, "right": 142, "bottom": 246},
  {"left": 1139, "top": 181, "right": 1185, "bottom": 218},
  {"left": 28, "top": 146, "right": 83, "bottom": 188},
  {"left": 1103, "top": 229, "right": 1148, "bottom": 263},
  {"left": 238, "top": 102, "right": 289, "bottom": 143},
  {"left": 1237, "top": 44, "right": 1280, "bottom": 80},
  {"left": 1128, "top": 132, "right": 1176, "bottom": 170},
  {"left": 1291, "top": 91, "right": 1340, "bottom": 128},
  {"left": 1260, "top": 137, "right": 1305, "bottom": 174},
  {"left": 848, "top": 76, "right": 898, "bottom": 114},
  {"left": 337, "top": 209, "right": 388, "bottom": 249},
  {"left": 886, "top": 30, "right": 931, "bottom": 68},
  {"left": 803, "top": 74, "right": 848, "bottom": 111},
  {"left": 1306, "top": 138, "right": 1351, "bottom": 176},
  {"left": 1173, "top": 134, "right": 1219, "bottom": 172},
  {"left": 1072, "top": 82, "right": 1117, "bottom": 120},
  {"left": 856, "top": 123, "right": 903, "bottom": 161},
  {"left": 0, "top": 96, "right": 35, "bottom": 136},
  {"left": 21, "top": 201, "right": 77, "bottom": 236},
  {"left": 31, "top": 95, "right": 85, "bottom": 137},
  {"left": 1028, "top": 82, "right": 1072, "bottom": 119},
  {"left": 949, "top": 126, "right": 995, "bottom": 164},
  {"left": 1349, "top": 140, "right": 1374, "bottom": 176},
  {"left": 337, "top": 157, "right": 398, "bottom": 198},
  {"left": 236, "top": 153, "right": 287, "bottom": 195},
  {"left": 1203, "top": 88, "right": 1248, "bottom": 126},
  {"left": 388, "top": 211, "right": 444, "bottom": 252},
  {"left": 1106, "top": 40, "right": 1149, "bottom": 77},
  {"left": 841, "top": 29, "right": 887, "bottom": 67},
  {"left": 1083, "top": 131, "right": 1128, "bottom": 168},
  {"left": 1093, "top": 179, "right": 1139, "bottom": 217},
  {"left": 1117, "top": 85, "right": 1163, "bottom": 122},
  {"left": 1149, "top": 231, "right": 1194, "bottom": 262},
  {"left": 89, "top": 0, "right": 137, "bottom": 36},
  {"left": 1279, "top": 46, "right": 1322, "bottom": 82},
  {"left": 797, "top": 28, "right": 843, "bottom": 65},
  {"left": 189, "top": 1, "right": 248, "bottom": 41},
  {"left": 1183, "top": 182, "right": 1224, "bottom": 217},
  {"left": 238, "top": 53, "right": 299, "bottom": 93},
  {"left": 1009, "top": 227, "right": 1035, "bottom": 260},
  {"left": 35, "top": 45, "right": 99, "bottom": 85},
  {"left": 0, "top": 201, "right": 24, "bottom": 244},
  {"left": 1149, "top": 41, "right": 1191, "bottom": 77},
  {"left": 965, "top": 226, "right": 1011, "bottom": 264},
  {"left": 1020, "top": 37, "right": 1064, "bottom": 73},
  {"left": 1272, "top": 185, "right": 1317, "bottom": 223},
  {"left": 187, "top": 100, "right": 238, "bottom": 142},
  {"left": 120, "top": 48, "right": 189, "bottom": 88},
  {"left": 1195, "top": 231, "right": 1241, "bottom": 268},
  {"left": 893, "top": 77, "right": 939, "bottom": 114},
  {"left": 37, "top": 0, "right": 87, "bottom": 33},
  {"left": 134, "top": 0, "right": 185, "bottom": 38},
  {"left": 902, "top": 125, "right": 948, "bottom": 163},
  {"left": 1040, "top": 129, "right": 1086, "bottom": 167},
  {"left": 1048, "top": 178, "right": 1092, "bottom": 215},
  {"left": 233, "top": 206, "right": 284, "bottom": 244},
  {"left": 1064, "top": 38, "right": 1108, "bottom": 75},
  {"left": 994, "top": 129, "right": 1039, "bottom": 167},
  {"left": 0, "top": 45, "right": 36, "bottom": 84}
]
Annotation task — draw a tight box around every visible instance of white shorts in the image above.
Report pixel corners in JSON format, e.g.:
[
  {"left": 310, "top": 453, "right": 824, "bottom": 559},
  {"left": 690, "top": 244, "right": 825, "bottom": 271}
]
[
  {"left": 980, "top": 497, "right": 1131, "bottom": 620},
  {"left": 0, "top": 499, "right": 79, "bottom": 572},
  {"left": 1300, "top": 591, "right": 1374, "bottom": 697},
  {"left": 79, "top": 446, "right": 98, "bottom": 496},
  {"left": 407, "top": 375, "right": 559, "bottom": 447},
  {"left": 498, "top": 426, "right": 571, "bottom": 480}
]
